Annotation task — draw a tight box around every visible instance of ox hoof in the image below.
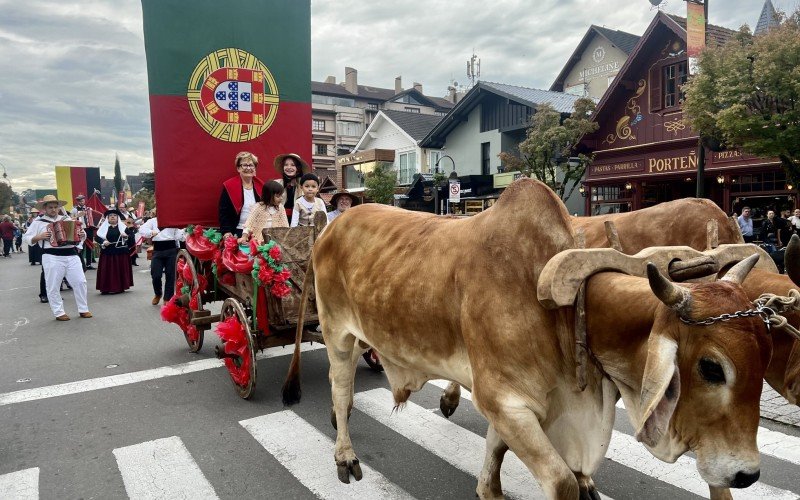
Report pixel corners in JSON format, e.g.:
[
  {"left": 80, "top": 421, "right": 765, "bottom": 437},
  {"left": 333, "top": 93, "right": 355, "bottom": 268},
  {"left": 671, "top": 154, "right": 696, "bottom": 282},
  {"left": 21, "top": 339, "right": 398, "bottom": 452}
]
[
  {"left": 336, "top": 458, "right": 362, "bottom": 484},
  {"left": 330, "top": 408, "right": 352, "bottom": 430},
  {"left": 439, "top": 395, "right": 459, "bottom": 418},
  {"left": 579, "top": 485, "right": 601, "bottom": 500}
]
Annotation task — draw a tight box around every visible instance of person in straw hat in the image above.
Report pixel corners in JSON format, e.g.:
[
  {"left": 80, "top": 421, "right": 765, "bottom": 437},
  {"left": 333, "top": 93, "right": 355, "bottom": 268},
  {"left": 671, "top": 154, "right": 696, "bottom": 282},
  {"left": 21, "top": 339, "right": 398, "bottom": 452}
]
[
  {"left": 327, "top": 190, "right": 360, "bottom": 223},
  {"left": 273, "top": 153, "right": 310, "bottom": 220},
  {"left": 218, "top": 151, "right": 265, "bottom": 237},
  {"left": 22, "top": 195, "right": 92, "bottom": 321}
]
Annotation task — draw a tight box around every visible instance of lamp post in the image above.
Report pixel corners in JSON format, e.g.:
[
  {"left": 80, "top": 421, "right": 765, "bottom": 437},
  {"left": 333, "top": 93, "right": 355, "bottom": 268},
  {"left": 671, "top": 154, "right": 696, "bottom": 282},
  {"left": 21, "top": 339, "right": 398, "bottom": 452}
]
[{"left": 434, "top": 154, "right": 457, "bottom": 215}]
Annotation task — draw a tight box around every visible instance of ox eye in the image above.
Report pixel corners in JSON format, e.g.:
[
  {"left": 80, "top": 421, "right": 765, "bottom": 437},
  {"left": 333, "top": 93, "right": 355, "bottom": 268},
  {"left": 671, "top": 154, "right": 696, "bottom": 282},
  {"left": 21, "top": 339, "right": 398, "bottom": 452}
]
[{"left": 699, "top": 358, "right": 726, "bottom": 384}]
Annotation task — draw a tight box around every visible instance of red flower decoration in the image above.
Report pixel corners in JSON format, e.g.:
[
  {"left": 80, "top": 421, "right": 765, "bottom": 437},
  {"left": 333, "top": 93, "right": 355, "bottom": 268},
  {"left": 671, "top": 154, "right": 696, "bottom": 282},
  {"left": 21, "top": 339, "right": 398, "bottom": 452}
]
[
  {"left": 271, "top": 281, "right": 291, "bottom": 298},
  {"left": 193, "top": 225, "right": 204, "bottom": 236},
  {"left": 276, "top": 268, "right": 292, "bottom": 282},
  {"left": 257, "top": 265, "right": 275, "bottom": 284},
  {"left": 249, "top": 239, "right": 259, "bottom": 256},
  {"left": 223, "top": 235, "right": 238, "bottom": 251},
  {"left": 268, "top": 245, "right": 282, "bottom": 261}
]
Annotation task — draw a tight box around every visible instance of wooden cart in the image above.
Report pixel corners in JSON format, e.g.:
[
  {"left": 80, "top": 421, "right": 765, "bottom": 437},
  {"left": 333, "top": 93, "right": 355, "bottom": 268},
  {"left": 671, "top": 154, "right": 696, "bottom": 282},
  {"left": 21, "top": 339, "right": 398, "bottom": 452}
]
[{"left": 168, "top": 212, "right": 329, "bottom": 399}]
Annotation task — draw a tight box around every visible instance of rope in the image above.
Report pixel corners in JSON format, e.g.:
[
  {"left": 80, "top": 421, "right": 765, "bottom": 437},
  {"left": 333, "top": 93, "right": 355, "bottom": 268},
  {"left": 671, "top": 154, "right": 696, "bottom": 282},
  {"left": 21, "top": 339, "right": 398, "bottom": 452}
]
[{"left": 754, "top": 290, "right": 800, "bottom": 341}]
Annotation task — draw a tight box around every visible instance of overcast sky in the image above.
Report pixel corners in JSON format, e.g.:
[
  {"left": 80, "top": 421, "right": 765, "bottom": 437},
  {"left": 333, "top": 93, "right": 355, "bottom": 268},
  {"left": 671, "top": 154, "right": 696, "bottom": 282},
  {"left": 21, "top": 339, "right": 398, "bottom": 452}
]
[{"left": 0, "top": 0, "right": 792, "bottom": 191}]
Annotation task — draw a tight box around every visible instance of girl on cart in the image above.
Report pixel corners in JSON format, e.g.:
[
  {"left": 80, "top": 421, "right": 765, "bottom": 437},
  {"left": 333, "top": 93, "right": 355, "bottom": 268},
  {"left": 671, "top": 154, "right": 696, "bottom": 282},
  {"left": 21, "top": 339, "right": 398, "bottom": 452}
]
[{"left": 238, "top": 180, "right": 289, "bottom": 245}]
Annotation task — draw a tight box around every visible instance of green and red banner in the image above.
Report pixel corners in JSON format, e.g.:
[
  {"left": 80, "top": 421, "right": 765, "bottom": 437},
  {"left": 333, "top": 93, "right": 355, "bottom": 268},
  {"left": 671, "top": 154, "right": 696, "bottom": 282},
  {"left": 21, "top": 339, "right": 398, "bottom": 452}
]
[
  {"left": 55, "top": 166, "right": 101, "bottom": 211},
  {"left": 141, "top": 0, "right": 311, "bottom": 227}
]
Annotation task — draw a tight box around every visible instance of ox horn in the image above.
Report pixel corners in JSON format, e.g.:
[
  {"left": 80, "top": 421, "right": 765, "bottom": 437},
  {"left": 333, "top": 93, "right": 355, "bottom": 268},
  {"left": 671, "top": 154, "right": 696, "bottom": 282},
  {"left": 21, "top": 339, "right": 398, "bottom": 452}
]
[
  {"left": 647, "top": 262, "right": 690, "bottom": 313},
  {"left": 720, "top": 253, "right": 760, "bottom": 285},
  {"left": 785, "top": 234, "right": 800, "bottom": 287}
]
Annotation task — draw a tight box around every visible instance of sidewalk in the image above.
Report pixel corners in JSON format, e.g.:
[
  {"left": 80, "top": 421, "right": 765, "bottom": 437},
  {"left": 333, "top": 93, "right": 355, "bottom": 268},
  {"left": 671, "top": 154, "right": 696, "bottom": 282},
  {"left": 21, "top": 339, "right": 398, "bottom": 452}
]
[{"left": 761, "top": 383, "right": 800, "bottom": 426}]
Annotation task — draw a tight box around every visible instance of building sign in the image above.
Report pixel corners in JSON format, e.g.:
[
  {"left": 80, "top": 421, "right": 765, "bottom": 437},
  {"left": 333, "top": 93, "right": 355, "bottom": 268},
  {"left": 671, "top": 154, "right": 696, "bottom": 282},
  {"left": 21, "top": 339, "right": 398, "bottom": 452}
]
[
  {"left": 589, "top": 159, "right": 645, "bottom": 176},
  {"left": 647, "top": 149, "right": 697, "bottom": 174},
  {"left": 579, "top": 61, "right": 620, "bottom": 80}
]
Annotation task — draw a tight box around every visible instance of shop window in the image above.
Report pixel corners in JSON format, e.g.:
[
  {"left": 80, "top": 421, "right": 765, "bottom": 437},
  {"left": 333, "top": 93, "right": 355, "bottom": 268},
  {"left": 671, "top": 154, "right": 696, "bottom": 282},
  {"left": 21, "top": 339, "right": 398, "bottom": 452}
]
[
  {"left": 590, "top": 184, "right": 632, "bottom": 215},
  {"left": 312, "top": 119, "right": 325, "bottom": 131},
  {"left": 663, "top": 61, "right": 687, "bottom": 108},
  {"left": 731, "top": 171, "right": 787, "bottom": 194}
]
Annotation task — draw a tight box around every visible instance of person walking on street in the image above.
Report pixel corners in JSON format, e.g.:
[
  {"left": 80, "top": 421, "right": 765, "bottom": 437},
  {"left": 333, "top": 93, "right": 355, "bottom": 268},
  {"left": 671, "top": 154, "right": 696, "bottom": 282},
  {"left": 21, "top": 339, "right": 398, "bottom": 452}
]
[
  {"left": 22, "top": 195, "right": 92, "bottom": 321},
  {"left": 137, "top": 207, "right": 185, "bottom": 305},
  {"left": 13, "top": 222, "right": 24, "bottom": 253},
  {"left": 27, "top": 209, "right": 43, "bottom": 265},
  {"left": 71, "top": 194, "right": 95, "bottom": 270},
  {"left": 0, "top": 215, "right": 15, "bottom": 257},
  {"left": 95, "top": 209, "right": 134, "bottom": 294}
]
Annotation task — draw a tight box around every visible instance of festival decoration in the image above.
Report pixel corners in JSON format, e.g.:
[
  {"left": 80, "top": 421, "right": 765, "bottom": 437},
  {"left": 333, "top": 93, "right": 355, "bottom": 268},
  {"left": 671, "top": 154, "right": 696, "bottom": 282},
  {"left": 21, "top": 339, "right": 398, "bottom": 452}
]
[{"left": 214, "top": 316, "right": 252, "bottom": 387}]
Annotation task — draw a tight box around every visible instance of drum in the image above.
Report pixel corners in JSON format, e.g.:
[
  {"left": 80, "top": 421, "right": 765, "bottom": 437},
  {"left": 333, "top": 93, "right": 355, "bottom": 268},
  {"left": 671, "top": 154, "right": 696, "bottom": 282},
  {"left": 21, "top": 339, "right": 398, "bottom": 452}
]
[{"left": 48, "top": 220, "right": 82, "bottom": 247}]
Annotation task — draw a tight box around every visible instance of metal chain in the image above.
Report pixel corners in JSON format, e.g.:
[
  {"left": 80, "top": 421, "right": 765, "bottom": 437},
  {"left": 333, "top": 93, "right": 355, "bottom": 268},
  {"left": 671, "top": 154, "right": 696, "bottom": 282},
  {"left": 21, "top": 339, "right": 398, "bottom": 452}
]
[{"left": 679, "top": 289, "right": 800, "bottom": 341}]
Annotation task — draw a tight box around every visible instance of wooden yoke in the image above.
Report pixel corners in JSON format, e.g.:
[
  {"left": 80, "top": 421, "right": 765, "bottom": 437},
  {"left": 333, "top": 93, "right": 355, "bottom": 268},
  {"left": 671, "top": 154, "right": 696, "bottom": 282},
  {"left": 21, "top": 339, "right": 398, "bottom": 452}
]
[{"left": 538, "top": 243, "right": 778, "bottom": 309}]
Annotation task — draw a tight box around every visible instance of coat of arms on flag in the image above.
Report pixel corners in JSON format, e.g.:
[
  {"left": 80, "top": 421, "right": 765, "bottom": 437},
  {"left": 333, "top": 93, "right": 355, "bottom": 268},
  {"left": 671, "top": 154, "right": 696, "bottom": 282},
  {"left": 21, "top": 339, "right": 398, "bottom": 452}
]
[{"left": 187, "top": 48, "right": 280, "bottom": 142}]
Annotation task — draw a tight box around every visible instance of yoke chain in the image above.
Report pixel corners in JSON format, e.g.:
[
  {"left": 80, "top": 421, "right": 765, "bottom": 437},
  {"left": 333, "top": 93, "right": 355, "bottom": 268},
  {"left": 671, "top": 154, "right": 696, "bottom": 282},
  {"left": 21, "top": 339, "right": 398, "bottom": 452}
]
[{"left": 679, "top": 288, "right": 800, "bottom": 341}]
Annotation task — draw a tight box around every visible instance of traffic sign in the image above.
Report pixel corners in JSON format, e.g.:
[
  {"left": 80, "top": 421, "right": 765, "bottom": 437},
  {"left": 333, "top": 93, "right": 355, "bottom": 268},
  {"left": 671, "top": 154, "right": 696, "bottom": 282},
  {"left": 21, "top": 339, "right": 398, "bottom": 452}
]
[{"left": 448, "top": 180, "right": 461, "bottom": 203}]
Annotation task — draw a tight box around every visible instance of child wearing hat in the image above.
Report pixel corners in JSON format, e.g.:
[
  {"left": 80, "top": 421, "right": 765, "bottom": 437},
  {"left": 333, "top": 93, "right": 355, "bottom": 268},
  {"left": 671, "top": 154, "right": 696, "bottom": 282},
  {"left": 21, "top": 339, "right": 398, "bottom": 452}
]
[{"left": 290, "top": 173, "right": 326, "bottom": 227}]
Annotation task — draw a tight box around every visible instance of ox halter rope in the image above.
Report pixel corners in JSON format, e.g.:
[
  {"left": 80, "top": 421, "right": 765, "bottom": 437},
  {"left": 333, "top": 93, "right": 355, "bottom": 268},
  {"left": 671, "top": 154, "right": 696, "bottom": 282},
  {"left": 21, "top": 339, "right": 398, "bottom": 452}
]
[{"left": 678, "top": 289, "right": 800, "bottom": 341}]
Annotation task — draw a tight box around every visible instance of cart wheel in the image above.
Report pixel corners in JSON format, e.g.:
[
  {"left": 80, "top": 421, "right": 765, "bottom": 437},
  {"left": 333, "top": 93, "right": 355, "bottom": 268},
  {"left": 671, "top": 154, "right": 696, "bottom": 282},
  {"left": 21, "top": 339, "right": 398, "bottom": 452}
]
[
  {"left": 218, "top": 298, "right": 258, "bottom": 399},
  {"left": 176, "top": 250, "right": 205, "bottom": 353},
  {"left": 362, "top": 349, "right": 384, "bottom": 372}
]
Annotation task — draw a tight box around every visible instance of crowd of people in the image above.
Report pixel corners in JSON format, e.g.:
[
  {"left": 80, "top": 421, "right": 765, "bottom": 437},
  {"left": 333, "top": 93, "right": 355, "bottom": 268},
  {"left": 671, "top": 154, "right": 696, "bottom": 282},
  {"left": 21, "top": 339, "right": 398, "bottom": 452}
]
[
  {"left": 736, "top": 206, "right": 800, "bottom": 272},
  {"left": 4, "top": 150, "right": 358, "bottom": 321}
]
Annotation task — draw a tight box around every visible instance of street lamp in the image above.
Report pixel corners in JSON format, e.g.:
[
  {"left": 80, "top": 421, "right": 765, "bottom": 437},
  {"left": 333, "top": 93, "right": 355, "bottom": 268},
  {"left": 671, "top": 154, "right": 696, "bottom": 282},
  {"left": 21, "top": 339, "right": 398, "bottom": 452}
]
[{"left": 434, "top": 155, "right": 458, "bottom": 215}]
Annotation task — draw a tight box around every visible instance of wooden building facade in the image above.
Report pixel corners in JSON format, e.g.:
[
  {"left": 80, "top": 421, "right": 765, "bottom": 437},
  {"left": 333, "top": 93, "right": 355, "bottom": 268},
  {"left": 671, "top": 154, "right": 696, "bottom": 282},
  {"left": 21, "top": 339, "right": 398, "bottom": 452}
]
[{"left": 580, "top": 12, "right": 792, "bottom": 218}]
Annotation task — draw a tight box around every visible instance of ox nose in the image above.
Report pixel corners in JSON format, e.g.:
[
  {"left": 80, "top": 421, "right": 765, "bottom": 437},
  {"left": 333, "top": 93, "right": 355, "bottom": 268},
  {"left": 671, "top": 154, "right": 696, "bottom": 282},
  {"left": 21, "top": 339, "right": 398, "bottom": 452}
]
[{"left": 731, "top": 470, "right": 760, "bottom": 488}]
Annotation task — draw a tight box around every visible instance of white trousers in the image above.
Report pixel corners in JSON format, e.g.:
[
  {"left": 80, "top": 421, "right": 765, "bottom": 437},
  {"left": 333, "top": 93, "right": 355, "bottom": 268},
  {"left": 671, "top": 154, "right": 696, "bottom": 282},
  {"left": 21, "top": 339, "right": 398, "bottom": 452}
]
[{"left": 42, "top": 254, "right": 88, "bottom": 317}]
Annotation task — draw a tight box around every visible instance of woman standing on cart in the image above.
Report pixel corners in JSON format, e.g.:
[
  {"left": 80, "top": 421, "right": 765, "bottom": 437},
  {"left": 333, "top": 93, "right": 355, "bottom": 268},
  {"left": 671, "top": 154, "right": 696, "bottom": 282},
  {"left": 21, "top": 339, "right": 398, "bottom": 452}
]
[
  {"left": 273, "top": 153, "right": 309, "bottom": 220},
  {"left": 95, "top": 209, "right": 134, "bottom": 294},
  {"left": 219, "top": 151, "right": 265, "bottom": 237}
]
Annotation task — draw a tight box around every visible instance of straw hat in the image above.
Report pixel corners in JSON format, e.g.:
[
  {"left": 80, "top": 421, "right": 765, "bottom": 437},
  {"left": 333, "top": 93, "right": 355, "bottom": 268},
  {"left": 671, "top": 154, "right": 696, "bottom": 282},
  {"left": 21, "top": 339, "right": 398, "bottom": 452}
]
[
  {"left": 30, "top": 208, "right": 40, "bottom": 214},
  {"left": 35, "top": 195, "right": 67, "bottom": 210},
  {"left": 273, "top": 153, "right": 310, "bottom": 176},
  {"left": 330, "top": 190, "right": 360, "bottom": 207}
]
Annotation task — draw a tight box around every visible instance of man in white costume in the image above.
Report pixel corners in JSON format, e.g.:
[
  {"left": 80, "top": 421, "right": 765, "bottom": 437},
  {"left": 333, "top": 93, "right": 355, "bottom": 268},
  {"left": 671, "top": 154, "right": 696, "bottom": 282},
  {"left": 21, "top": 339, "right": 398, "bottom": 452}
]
[
  {"left": 23, "top": 195, "right": 92, "bottom": 321},
  {"left": 137, "top": 207, "right": 185, "bottom": 305}
]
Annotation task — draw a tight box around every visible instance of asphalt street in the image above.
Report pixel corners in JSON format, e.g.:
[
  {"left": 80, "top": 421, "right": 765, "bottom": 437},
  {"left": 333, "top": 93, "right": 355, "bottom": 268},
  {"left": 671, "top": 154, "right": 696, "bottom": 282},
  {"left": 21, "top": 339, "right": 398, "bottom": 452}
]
[{"left": 0, "top": 252, "right": 799, "bottom": 499}]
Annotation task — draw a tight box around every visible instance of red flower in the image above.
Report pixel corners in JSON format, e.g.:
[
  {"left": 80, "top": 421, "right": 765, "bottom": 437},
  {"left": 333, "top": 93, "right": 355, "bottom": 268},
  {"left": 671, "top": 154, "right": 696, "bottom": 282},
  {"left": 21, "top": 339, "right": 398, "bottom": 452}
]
[
  {"left": 271, "top": 281, "right": 291, "bottom": 298},
  {"left": 258, "top": 266, "right": 275, "bottom": 284},
  {"left": 268, "top": 245, "right": 282, "bottom": 261},
  {"left": 276, "top": 268, "right": 292, "bottom": 282},
  {"left": 193, "top": 225, "right": 204, "bottom": 236}
]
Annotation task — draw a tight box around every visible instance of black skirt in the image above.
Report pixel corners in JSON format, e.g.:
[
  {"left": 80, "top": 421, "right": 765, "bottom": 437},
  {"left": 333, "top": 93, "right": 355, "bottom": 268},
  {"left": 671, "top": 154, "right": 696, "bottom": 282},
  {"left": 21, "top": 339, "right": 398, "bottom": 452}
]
[{"left": 96, "top": 252, "right": 134, "bottom": 293}]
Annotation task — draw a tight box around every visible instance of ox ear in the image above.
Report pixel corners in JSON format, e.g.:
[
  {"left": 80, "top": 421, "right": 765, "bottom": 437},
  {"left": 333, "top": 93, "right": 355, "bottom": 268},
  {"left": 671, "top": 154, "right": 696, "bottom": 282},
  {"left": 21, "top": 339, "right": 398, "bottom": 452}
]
[{"left": 636, "top": 334, "right": 681, "bottom": 447}]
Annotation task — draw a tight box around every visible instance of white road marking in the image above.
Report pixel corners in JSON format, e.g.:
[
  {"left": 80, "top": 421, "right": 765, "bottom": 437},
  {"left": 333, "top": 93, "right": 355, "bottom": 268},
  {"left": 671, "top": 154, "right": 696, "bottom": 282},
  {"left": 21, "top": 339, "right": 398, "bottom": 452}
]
[
  {"left": 353, "top": 388, "right": 549, "bottom": 500},
  {"left": 0, "top": 286, "right": 36, "bottom": 292},
  {"left": 0, "top": 343, "right": 325, "bottom": 406},
  {"left": 113, "top": 436, "right": 218, "bottom": 500},
  {"left": 0, "top": 467, "right": 39, "bottom": 500},
  {"left": 428, "top": 380, "right": 799, "bottom": 499},
  {"left": 609, "top": 430, "right": 796, "bottom": 500},
  {"left": 240, "top": 410, "right": 413, "bottom": 500}
]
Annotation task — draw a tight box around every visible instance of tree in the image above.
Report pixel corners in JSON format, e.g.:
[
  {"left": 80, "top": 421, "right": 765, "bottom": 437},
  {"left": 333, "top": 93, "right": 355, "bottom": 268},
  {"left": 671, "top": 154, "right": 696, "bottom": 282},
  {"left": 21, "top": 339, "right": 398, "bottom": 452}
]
[
  {"left": 113, "top": 154, "right": 123, "bottom": 195},
  {"left": 498, "top": 97, "right": 598, "bottom": 201},
  {"left": 364, "top": 162, "right": 397, "bottom": 205},
  {"left": 132, "top": 188, "right": 155, "bottom": 214},
  {"left": 683, "top": 10, "right": 800, "bottom": 180},
  {"left": 0, "top": 183, "right": 15, "bottom": 214}
]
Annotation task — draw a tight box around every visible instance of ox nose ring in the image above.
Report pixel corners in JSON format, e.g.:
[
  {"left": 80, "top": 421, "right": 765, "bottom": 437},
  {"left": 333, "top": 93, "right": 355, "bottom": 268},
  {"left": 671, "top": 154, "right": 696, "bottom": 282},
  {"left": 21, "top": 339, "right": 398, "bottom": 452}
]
[{"left": 731, "top": 470, "right": 760, "bottom": 488}]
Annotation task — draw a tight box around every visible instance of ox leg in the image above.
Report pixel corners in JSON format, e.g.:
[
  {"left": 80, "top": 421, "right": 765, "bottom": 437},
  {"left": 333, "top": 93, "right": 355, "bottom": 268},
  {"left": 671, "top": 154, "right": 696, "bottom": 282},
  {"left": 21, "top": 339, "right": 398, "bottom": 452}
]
[
  {"left": 574, "top": 473, "right": 600, "bottom": 500},
  {"left": 476, "top": 424, "right": 508, "bottom": 499},
  {"left": 327, "top": 335, "right": 364, "bottom": 484},
  {"left": 479, "top": 402, "right": 578, "bottom": 499},
  {"left": 439, "top": 381, "right": 461, "bottom": 418}
]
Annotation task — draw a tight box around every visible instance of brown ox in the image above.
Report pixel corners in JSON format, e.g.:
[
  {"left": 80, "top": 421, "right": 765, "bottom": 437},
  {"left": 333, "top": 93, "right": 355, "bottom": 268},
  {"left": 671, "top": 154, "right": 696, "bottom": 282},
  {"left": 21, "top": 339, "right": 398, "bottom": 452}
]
[{"left": 282, "top": 180, "right": 771, "bottom": 499}]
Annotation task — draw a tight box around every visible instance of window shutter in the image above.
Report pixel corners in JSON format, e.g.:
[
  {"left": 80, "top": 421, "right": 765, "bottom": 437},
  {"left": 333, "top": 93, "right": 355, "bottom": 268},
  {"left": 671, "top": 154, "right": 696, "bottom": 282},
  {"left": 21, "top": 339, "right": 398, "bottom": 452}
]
[{"left": 649, "top": 65, "right": 662, "bottom": 113}]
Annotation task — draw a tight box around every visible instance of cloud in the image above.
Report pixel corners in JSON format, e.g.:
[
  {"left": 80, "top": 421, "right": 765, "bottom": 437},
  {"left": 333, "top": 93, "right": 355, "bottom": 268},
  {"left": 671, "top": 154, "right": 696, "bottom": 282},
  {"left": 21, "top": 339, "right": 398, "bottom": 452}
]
[{"left": 0, "top": 0, "right": 782, "bottom": 191}]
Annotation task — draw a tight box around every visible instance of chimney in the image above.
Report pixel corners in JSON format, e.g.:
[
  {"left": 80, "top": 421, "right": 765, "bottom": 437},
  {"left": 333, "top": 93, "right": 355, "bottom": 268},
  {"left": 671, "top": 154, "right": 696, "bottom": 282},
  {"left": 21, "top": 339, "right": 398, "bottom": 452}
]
[
  {"left": 324, "top": 75, "right": 336, "bottom": 84},
  {"left": 413, "top": 82, "right": 423, "bottom": 94},
  {"left": 395, "top": 76, "right": 403, "bottom": 94},
  {"left": 344, "top": 67, "right": 358, "bottom": 94},
  {"left": 447, "top": 86, "right": 457, "bottom": 104}
]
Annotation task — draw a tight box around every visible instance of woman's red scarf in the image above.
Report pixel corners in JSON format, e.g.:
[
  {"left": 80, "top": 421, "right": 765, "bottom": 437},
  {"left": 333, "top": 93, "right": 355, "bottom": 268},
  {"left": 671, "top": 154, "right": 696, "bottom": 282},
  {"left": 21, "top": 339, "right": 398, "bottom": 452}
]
[{"left": 223, "top": 176, "right": 265, "bottom": 212}]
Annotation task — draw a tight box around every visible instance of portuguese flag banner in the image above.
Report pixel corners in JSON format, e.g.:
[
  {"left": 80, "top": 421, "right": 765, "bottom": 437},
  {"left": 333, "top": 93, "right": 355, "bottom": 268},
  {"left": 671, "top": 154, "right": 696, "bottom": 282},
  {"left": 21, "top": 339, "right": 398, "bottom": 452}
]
[
  {"left": 55, "top": 166, "right": 101, "bottom": 212},
  {"left": 141, "top": 0, "right": 311, "bottom": 227}
]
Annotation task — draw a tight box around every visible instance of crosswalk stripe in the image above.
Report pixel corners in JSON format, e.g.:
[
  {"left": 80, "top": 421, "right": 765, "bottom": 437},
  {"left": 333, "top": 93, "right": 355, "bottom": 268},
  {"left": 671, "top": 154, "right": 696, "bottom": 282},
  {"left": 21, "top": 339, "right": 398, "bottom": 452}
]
[
  {"left": 0, "top": 467, "right": 39, "bottom": 500},
  {"left": 353, "top": 388, "right": 548, "bottom": 500},
  {"left": 427, "top": 380, "right": 798, "bottom": 499},
  {"left": 0, "top": 343, "right": 325, "bottom": 406},
  {"left": 240, "top": 410, "right": 413, "bottom": 500},
  {"left": 113, "top": 436, "right": 218, "bottom": 500},
  {"left": 757, "top": 426, "right": 800, "bottom": 466},
  {"left": 609, "top": 431, "right": 796, "bottom": 500}
]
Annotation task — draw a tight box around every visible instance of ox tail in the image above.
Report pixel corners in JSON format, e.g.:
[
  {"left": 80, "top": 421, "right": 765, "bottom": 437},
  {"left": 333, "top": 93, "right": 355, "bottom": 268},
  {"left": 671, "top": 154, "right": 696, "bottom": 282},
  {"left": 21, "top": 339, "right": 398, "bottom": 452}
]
[{"left": 281, "top": 254, "right": 315, "bottom": 405}]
